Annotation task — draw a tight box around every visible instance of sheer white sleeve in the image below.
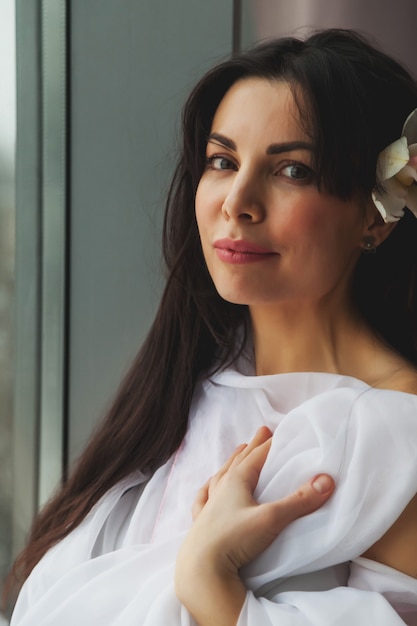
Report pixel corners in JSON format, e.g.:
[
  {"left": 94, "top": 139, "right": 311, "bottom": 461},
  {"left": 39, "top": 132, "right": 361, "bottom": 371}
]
[{"left": 238, "top": 586, "right": 409, "bottom": 625}]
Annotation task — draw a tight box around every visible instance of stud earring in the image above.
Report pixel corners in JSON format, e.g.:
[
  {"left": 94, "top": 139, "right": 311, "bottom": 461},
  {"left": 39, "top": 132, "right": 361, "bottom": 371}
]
[{"left": 362, "top": 236, "right": 377, "bottom": 254}]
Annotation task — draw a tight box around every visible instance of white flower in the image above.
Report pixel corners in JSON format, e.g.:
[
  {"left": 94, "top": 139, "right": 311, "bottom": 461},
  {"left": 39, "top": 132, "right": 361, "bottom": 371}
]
[{"left": 372, "top": 108, "right": 417, "bottom": 223}]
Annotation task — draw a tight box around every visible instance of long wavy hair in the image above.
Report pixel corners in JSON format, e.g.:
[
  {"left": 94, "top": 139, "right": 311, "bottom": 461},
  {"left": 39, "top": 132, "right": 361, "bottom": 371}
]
[{"left": 11, "top": 28, "right": 417, "bottom": 585}]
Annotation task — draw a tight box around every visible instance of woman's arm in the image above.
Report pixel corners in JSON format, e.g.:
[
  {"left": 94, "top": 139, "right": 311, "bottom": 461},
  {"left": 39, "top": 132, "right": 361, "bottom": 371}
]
[
  {"left": 361, "top": 492, "right": 417, "bottom": 578},
  {"left": 174, "top": 427, "right": 335, "bottom": 626}
]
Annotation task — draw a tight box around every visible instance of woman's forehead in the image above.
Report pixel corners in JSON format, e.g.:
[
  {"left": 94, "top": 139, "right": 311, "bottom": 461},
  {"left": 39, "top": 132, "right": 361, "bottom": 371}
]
[{"left": 210, "top": 78, "right": 310, "bottom": 144}]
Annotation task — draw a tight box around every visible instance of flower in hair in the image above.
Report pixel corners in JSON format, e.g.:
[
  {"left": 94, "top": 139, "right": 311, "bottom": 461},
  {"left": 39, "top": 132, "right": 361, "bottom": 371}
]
[{"left": 372, "top": 108, "right": 417, "bottom": 223}]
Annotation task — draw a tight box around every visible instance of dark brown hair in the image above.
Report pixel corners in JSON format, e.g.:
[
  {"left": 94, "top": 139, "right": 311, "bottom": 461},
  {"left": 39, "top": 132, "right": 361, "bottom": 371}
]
[{"left": 11, "top": 28, "right": 417, "bottom": 585}]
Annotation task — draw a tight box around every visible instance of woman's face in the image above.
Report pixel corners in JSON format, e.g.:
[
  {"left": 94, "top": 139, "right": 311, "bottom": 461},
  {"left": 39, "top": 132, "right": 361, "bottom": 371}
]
[{"left": 195, "top": 78, "right": 371, "bottom": 311}]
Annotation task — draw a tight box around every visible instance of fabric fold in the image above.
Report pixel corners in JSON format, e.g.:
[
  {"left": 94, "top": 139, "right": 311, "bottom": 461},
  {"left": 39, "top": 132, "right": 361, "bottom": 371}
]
[{"left": 11, "top": 368, "right": 417, "bottom": 625}]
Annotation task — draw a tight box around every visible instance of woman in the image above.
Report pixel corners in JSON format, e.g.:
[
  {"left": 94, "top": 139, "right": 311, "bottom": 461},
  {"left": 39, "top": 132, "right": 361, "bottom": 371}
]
[{"left": 10, "top": 29, "right": 417, "bottom": 625}]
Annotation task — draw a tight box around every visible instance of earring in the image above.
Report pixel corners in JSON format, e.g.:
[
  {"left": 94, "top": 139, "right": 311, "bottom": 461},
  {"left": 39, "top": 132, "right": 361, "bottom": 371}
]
[{"left": 362, "top": 236, "right": 377, "bottom": 254}]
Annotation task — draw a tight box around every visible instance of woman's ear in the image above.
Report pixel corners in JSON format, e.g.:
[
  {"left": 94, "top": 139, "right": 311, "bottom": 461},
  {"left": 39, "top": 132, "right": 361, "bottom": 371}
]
[{"left": 361, "top": 203, "right": 398, "bottom": 251}]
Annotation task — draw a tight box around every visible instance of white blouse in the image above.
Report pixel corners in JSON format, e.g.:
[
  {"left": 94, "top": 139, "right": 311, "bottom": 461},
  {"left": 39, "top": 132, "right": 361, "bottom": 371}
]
[{"left": 11, "top": 366, "right": 417, "bottom": 625}]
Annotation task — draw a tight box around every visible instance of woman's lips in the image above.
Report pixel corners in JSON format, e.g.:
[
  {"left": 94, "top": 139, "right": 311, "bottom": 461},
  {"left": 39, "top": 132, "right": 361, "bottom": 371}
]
[{"left": 213, "top": 238, "right": 278, "bottom": 264}]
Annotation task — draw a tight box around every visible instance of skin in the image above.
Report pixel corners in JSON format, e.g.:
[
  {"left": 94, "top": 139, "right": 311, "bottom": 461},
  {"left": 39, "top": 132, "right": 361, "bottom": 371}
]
[
  {"left": 175, "top": 427, "right": 335, "bottom": 626},
  {"left": 175, "top": 77, "right": 417, "bottom": 625}
]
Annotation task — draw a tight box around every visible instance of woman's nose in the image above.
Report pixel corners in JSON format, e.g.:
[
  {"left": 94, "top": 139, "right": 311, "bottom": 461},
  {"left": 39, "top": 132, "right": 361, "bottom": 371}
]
[{"left": 221, "top": 172, "right": 265, "bottom": 222}]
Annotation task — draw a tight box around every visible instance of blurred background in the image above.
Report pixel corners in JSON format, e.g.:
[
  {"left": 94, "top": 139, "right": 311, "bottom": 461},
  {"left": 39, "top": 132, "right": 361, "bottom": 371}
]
[
  {"left": 0, "top": 0, "right": 15, "bottom": 620},
  {"left": 1, "top": 0, "right": 417, "bottom": 618}
]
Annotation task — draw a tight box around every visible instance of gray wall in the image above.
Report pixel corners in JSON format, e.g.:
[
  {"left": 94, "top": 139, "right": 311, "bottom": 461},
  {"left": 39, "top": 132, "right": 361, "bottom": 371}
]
[{"left": 68, "top": 1, "right": 234, "bottom": 462}]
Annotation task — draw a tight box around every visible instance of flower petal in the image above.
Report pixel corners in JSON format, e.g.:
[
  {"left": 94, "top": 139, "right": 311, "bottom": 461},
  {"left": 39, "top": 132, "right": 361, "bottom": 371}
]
[
  {"left": 377, "top": 137, "right": 409, "bottom": 180},
  {"left": 372, "top": 188, "right": 406, "bottom": 223},
  {"left": 384, "top": 176, "right": 409, "bottom": 198},
  {"left": 372, "top": 110, "right": 417, "bottom": 224},
  {"left": 396, "top": 163, "right": 417, "bottom": 185},
  {"left": 402, "top": 108, "right": 417, "bottom": 144}
]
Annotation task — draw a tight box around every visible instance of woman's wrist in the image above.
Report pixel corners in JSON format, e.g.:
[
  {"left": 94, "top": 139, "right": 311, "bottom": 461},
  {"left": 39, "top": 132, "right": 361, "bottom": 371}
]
[{"left": 175, "top": 555, "right": 247, "bottom": 626}]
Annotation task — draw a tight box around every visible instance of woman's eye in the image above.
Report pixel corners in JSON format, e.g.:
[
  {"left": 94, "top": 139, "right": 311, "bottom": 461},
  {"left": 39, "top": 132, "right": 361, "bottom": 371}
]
[
  {"left": 206, "top": 155, "right": 236, "bottom": 171},
  {"left": 280, "top": 163, "right": 314, "bottom": 183}
]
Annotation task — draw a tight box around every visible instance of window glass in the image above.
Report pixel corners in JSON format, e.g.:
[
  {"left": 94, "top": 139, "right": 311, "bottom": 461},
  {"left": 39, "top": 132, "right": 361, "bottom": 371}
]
[{"left": 0, "top": 0, "right": 15, "bottom": 620}]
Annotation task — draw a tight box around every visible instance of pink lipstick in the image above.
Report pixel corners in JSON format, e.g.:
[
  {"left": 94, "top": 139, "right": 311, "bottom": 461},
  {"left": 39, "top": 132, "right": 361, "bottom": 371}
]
[{"left": 213, "top": 238, "right": 278, "bottom": 264}]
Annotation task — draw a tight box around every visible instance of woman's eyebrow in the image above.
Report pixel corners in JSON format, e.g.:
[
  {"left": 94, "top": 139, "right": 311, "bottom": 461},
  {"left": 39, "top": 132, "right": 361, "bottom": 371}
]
[
  {"left": 207, "top": 133, "right": 313, "bottom": 155},
  {"left": 207, "top": 133, "right": 236, "bottom": 150}
]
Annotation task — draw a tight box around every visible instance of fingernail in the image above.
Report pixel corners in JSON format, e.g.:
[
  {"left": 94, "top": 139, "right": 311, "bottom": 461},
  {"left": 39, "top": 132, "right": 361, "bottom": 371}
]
[{"left": 312, "top": 475, "right": 333, "bottom": 494}]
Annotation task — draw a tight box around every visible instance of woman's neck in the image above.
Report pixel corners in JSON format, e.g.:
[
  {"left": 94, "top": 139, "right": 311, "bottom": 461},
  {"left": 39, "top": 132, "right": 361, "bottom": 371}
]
[{"left": 249, "top": 299, "right": 386, "bottom": 382}]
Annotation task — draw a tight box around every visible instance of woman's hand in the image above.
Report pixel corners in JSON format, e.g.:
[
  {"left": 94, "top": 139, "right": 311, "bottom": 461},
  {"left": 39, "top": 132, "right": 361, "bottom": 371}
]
[{"left": 175, "top": 426, "right": 335, "bottom": 626}]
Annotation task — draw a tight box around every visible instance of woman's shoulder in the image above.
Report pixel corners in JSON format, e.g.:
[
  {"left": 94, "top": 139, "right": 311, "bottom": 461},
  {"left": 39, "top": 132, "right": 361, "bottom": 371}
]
[
  {"left": 360, "top": 362, "right": 417, "bottom": 580},
  {"left": 362, "top": 491, "right": 417, "bottom": 580},
  {"left": 353, "top": 361, "right": 417, "bottom": 429},
  {"left": 372, "top": 360, "right": 417, "bottom": 396}
]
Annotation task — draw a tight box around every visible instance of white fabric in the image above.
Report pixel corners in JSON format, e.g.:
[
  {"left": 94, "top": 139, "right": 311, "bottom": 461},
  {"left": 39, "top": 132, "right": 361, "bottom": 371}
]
[
  {"left": 349, "top": 557, "right": 417, "bottom": 625},
  {"left": 11, "top": 367, "right": 417, "bottom": 625}
]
